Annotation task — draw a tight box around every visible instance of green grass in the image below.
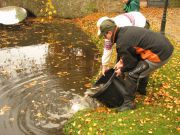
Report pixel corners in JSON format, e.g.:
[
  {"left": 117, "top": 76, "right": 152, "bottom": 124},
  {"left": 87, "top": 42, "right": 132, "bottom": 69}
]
[
  {"left": 63, "top": 26, "right": 180, "bottom": 135},
  {"left": 64, "top": 104, "right": 179, "bottom": 135}
]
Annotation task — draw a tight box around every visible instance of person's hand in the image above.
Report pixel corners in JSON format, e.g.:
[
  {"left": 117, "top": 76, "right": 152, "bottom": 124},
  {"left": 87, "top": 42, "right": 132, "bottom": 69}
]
[
  {"left": 115, "top": 68, "right": 122, "bottom": 76},
  {"left": 114, "top": 59, "right": 123, "bottom": 69},
  {"left": 102, "top": 65, "right": 109, "bottom": 76},
  {"left": 114, "top": 59, "right": 123, "bottom": 76}
]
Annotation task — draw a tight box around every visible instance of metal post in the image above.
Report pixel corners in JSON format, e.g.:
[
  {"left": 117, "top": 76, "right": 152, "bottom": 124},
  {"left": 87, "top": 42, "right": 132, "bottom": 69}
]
[{"left": 160, "top": 0, "right": 169, "bottom": 35}]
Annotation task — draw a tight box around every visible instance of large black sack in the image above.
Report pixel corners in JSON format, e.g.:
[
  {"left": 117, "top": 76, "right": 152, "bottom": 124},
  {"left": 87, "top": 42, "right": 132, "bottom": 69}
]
[{"left": 91, "top": 68, "right": 128, "bottom": 108}]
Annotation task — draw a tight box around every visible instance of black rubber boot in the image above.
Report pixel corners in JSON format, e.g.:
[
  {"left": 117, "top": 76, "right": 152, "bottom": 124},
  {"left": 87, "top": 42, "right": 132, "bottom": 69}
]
[
  {"left": 115, "top": 96, "right": 136, "bottom": 112},
  {"left": 137, "top": 76, "right": 149, "bottom": 95},
  {"left": 115, "top": 61, "right": 149, "bottom": 112},
  {"left": 128, "top": 61, "right": 149, "bottom": 95},
  {"left": 115, "top": 76, "right": 137, "bottom": 112},
  {"left": 128, "top": 61, "right": 149, "bottom": 80}
]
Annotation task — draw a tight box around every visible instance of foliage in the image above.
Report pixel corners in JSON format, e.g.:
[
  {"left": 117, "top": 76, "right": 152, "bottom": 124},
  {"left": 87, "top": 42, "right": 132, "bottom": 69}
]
[
  {"left": 169, "top": 0, "right": 180, "bottom": 7},
  {"left": 82, "top": 2, "right": 98, "bottom": 14},
  {"left": 39, "top": 0, "right": 57, "bottom": 21}
]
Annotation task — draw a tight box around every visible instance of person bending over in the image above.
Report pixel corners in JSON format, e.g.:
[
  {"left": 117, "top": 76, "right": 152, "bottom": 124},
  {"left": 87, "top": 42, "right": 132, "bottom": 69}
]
[
  {"left": 97, "top": 12, "right": 150, "bottom": 95},
  {"left": 98, "top": 19, "right": 173, "bottom": 112}
]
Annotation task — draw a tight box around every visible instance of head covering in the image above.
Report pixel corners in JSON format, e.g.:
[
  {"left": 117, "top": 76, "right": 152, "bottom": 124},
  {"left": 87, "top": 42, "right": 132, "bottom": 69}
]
[
  {"left": 97, "top": 16, "right": 109, "bottom": 36},
  {"left": 99, "top": 19, "right": 116, "bottom": 37}
]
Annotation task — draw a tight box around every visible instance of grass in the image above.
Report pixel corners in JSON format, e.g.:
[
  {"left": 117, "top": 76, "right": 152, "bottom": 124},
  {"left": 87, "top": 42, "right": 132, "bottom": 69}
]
[
  {"left": 64, "top": 106, "right": 179, "bottom": 135},
  {"left": 63, "top": 13, "right": 180, "bottom": 135}
]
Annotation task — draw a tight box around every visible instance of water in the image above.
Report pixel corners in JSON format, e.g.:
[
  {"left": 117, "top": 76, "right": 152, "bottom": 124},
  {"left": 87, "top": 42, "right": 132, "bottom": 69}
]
[{"left": 0, "top": 19, "right": 100, "bottom": 135}]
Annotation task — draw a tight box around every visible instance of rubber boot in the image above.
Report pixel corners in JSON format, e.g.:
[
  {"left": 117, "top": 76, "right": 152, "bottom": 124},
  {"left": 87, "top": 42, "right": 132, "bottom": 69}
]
[
  {"left": 137, "top": 76, "right": 149, "bottom": 95},
  {"left": 115, "top": 96, "right": 136, "bottom": 112},
  {"left": 115, "top": 61, "right": 149, "bottom": 112},
  {"left": 128, "top": 61, "right": 149, "bottom": 95},
  {"left": 128, "top": 61, "right": 149, "bottom": 80},
  {"left": 115, "top": 76, "right": 137, "bottom": 112}
]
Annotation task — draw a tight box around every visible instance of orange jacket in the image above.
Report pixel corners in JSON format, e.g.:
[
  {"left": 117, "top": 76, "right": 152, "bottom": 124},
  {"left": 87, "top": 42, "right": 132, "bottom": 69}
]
[{"left": 114, "top": 26, "right": 174, "bottom": 72}]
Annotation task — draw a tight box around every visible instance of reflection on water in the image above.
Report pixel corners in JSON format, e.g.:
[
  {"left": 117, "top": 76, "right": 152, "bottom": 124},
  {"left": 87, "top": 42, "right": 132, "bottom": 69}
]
[
  {"left": 0, "top": 19, "right": 100, "bottom": 135},
  {"left": 0, "top": 44, "right": 48, "bottom": 80}
]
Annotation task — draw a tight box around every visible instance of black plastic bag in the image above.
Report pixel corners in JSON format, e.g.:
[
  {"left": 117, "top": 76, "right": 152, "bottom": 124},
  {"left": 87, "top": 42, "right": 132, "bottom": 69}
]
[{"left": 91, "top": 68, "right": 127, "bottom": 108}]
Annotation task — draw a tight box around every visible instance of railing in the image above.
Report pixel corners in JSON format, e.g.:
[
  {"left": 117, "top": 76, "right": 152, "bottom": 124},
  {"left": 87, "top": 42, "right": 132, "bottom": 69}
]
[{"left": 147, "top": 0, "right": 180, "bottom": 7}]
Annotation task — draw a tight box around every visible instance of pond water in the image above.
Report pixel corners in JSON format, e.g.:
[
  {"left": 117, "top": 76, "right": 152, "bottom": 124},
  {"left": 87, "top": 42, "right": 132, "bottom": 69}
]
[{"left": 0, "top": 19, "right": 100, "bottom": 135}]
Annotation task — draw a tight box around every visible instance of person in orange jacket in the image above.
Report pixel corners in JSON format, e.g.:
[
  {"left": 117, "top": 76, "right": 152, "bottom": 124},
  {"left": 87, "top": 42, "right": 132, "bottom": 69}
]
[{"left": 98, "top": 19, "right": 174, "bottom": 111}]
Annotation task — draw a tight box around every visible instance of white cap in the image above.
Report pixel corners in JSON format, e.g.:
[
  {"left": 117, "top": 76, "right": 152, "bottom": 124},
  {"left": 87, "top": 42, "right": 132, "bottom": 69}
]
[{"left": 97, "top": 16, "right": 109, "bottom": 36}]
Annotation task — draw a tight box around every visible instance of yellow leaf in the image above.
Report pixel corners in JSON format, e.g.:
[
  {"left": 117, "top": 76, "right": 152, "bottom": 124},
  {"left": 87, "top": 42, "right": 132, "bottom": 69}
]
[
  {"left": 148, "top": 130, "right": 153, "bottom": 134},
  {"left": 118, "top": 118, "right": 122, "bottom": 122},
  {"left": 72, "top": 122, "right": 76, "bottom": 127},
  {"left": 89, "top": 127, "right": 93, "bottom": 131},
  {"left": 77, "top": 124, "right": 82, "bottom": 128},
  {"left": 48, "top": 11, "right": 52, "bottom": 15},
  {"left": 177, "top": 127, "right": 180, "bottom": 132},
  {"left": 9, "top": 117, "right": 15, "bottom": 122},
  {"left": 48, "top": 16, "right": 52, "bottom": 19},
  {"left": 41, "top": 18, "right": 44, "bottom": 22},
  {"left": 78, "top": 130, "right": 81, "bottom": 135},
  {"left": 0, "top": 105, "right": 11, "bottom": 115},
  {"left": 36, "top": 112, "right": 43, "bottom": 118},
  {"left": 67, "top": 33, "right": 72, "bottom": 35},
  {"left": 84, "top": 113, "right": 91, "bottom": 117},
  {"left": 85, "top": 118, "right": 91, "bottom": 123},
  {"left": 40, "top": 9, "right": 43, "bottom": 12},
  {"left": 53, "top": 10, "right": 57, "bottom": 14}
]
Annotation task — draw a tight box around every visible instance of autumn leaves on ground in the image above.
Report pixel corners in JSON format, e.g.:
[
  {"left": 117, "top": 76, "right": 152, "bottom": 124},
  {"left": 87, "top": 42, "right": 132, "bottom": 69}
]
[{"left": 63, "top": 8, "right": 180, "bottom": 135}]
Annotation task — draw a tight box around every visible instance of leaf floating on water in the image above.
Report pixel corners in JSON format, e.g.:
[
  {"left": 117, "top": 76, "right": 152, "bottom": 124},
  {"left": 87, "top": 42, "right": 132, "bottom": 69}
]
[
  {"left": 60, "top": 97, "right": 69, "bottom": 103},
  {"left": 57, "top": 71, "right": 70, "bottom": 77},
  {"left": 15, "top": 68, "right": 23, "bottom": 73},
  {"left": 84, "top": 83, "right": 92, "bottom": 88},
  {"left": 9, "top": 117, "right": 15, "bottom": 122},
  {"left": 48, "top": 16, "right": 52, "bottom": 20},
  {"left": 0, "top": 105, "right": 11, "bottom": 115},
  {"left": 39, "top": 80, "right": 49, "bottom": 87},
  {"left": 70, "top": 89, "right": 76, "bottom": 91},
  {"left": 0, "top": 110, "right": 4, "bottom": 115},
  {"left": 67, "top": 33, "right": 72, "bottom": 35},
  {"left": 24, "top": 81, "right": 37, "bottom": 88},
  {"left": 41, "top": 18, "right": 45, "bottom": 22},
  {"left": 1, "top": 70, "right": 9, "bottom": 76},
  {"left": 35, "top": 112, "right": 44, "bottom": 118},
  {"left": 41, "top": 122, "right": 60, "bottom": 128},
  {"left": 20, "top": 110, "right": 25, "bottom": 114},
  {"left": 67, "top": 45, "right": 73, "bottom": 49}
]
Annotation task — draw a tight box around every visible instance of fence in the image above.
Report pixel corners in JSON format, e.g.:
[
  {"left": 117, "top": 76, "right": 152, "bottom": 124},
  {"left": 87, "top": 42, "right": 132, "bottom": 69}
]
[{"left": 147, "top": 0, "right": 180, "bottom": 7}]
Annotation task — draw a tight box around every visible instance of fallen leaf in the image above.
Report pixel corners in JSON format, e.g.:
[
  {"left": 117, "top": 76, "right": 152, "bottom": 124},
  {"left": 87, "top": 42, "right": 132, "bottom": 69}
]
[{"left": 84, "top": 83, "right": 92, "bottom": 88}]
